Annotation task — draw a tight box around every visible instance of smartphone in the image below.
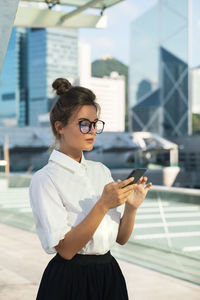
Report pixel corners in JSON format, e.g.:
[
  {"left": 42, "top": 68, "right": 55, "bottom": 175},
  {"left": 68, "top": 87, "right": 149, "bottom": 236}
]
[{"left": 124, "top": 168, "right": 147, "bottom": 187}]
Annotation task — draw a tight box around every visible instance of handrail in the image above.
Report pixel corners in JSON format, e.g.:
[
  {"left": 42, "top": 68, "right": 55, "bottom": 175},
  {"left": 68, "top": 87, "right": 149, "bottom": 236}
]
[
  {"left": 0, "top": 173, "right": 200, "bottom": 195},
  {"left": 151, "top": 185, "right": 200, "bottom": 196}
]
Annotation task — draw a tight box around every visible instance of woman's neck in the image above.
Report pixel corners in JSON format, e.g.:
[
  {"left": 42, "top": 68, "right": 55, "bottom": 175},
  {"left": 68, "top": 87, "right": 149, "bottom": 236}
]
[{"left": 57, "top": 146, "right": 82, "bottom": 163}]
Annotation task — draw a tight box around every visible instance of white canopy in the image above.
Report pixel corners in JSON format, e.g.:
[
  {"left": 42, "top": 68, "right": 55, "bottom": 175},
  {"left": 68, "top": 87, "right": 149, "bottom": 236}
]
[
  {"left": 0, "top": 0, "right": 124, "bottom": 73},
  {"left": 15, "top": 0, "right": 124, "bottom": 28}
]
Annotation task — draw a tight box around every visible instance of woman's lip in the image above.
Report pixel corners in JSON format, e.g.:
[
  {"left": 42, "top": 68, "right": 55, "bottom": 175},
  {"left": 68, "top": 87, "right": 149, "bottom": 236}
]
[{"left": 86, "top": 139, "right": 94, "bottom": 141}]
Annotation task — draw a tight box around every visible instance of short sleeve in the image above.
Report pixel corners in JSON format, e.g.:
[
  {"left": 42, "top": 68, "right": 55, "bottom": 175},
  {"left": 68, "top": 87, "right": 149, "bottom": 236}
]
[
  {"left": 100, "top": 163, "right": 125, "bottom": 219},
  {"left": 29, "top": 171, "right": 71, "bottom": 254}
]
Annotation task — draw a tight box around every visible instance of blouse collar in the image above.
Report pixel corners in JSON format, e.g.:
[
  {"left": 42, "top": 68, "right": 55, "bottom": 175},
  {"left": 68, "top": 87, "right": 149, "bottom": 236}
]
[{"left": 48, "top": 149, "right": 87, "bottom": 173}]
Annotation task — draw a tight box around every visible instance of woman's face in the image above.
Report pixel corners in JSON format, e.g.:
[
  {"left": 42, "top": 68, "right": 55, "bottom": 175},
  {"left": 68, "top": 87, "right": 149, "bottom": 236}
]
[{"left": 55, "top": 105, "right": 99, "bottom": 153}]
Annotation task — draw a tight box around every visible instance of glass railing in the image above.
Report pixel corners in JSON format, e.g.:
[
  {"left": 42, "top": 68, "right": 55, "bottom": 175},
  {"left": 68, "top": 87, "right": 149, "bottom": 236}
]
[
  {"left": 112, "top": 185, "right": 200, "bottom": 285},
  {"left": 0, "top": 173, "right": 33, "bottom": 232},
  {"left": 0, "top": 173, "right": 200, "bottom": 284}
]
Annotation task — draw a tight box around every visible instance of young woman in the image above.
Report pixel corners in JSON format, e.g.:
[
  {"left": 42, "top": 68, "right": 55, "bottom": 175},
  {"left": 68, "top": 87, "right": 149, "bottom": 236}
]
[{"left": 29, "top": 78, "right": 152, "bottom": 300}]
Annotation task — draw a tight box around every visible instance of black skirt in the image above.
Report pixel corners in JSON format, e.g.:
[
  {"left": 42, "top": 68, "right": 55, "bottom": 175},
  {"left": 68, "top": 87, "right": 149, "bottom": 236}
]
[{"left": 36, "top": 251, "right": 129, "bottom": 300}]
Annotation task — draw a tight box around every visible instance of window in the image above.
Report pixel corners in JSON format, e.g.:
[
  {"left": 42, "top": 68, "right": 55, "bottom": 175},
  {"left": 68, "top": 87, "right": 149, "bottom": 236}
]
[{"left": 2, "top": 93, "right": 15, "bottom": 101}]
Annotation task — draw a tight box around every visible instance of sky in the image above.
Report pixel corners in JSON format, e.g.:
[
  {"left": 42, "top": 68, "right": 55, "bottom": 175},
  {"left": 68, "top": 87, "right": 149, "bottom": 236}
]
[{"left": 79, "top": 0, "right": 200, "bottom": 67}]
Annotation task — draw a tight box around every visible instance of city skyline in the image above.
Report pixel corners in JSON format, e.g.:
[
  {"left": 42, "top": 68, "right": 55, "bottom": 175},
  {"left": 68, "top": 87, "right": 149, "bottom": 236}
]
[
  {"left": 0, "top": 27, "right": 126, "bottom": 131},
  {"left": 79, "top": 0, "right": 200, "bottom": 67}
]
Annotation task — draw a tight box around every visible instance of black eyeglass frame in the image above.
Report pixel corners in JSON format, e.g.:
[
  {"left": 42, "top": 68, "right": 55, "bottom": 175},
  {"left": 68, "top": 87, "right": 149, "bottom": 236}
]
[{"left": 78, "top": 119, "right": 105, "bottom": 134}]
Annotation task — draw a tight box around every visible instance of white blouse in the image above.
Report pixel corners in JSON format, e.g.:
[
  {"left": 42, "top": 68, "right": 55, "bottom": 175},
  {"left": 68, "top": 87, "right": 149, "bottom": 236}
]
[{"left": 29, "top": 149, "right": 124, "bottom": 255}]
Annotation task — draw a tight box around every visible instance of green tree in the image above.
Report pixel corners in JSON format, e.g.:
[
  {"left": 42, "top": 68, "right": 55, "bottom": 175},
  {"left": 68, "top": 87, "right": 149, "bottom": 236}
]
[{"left": 192, "top": 113, "right": 200, "bottom": 134}]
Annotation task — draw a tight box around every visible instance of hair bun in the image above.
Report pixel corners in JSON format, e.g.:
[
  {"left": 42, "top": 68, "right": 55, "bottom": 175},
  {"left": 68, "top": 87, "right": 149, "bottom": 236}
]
[{"left": 52, "top": 78, "right": 72, "bottom": 95}]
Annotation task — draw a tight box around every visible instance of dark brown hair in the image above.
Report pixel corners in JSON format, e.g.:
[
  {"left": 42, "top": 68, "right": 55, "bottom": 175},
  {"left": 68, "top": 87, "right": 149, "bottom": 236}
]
[{"left": 49, "top": 78, "right": 100, "bottom": 148}]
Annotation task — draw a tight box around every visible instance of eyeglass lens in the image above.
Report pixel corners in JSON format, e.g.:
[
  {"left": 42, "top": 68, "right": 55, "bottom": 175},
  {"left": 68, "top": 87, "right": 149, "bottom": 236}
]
[{"left": 80, "top": 120, "right": 104, "bottom": 134}]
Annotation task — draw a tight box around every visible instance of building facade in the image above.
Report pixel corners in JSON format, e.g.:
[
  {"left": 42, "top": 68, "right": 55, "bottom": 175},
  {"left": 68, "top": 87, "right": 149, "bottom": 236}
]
[
  {"left": 79, "top": 42, "right": 125, "bottom": 132},
  {"left": 0, "top": 27, "right": 78, "bottom": 127},
  {"left": 81, "top": 72, "right": 125, "bottom": 132},
  {"left": 28, "top": 28, "right": 78, "bottom": 126},
  {"left": 191, "top": 66, "right": 200, "bottom": 114},
  {"left": 38, "top": 43, "right": 126, "bottom": 131},
  {"left": 0, "top": 27, "right": 28, "bottom": 127},
  {"left": 129, "top": 0, "right": 190, "bottom": 137}
]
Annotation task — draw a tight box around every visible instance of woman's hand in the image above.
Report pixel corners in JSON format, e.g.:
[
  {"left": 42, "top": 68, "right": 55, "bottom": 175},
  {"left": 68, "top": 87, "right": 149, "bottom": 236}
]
[
  {"left": 117, "top": 176, "right": 152, "bottom": 210},
  {"left": 98, "top": 177, "right": 135, "bottom": 212}
]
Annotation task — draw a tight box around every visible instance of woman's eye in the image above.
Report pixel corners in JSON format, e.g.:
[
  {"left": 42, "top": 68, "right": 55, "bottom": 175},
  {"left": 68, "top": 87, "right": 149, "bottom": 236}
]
[{"left": 81, "top": 121, "right": 90, "bottom": 127}]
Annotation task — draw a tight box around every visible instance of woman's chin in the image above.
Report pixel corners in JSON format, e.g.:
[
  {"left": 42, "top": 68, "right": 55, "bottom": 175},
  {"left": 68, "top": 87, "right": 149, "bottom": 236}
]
[{"left": 83, "top": 144, "right": 94, "bottom": 151}]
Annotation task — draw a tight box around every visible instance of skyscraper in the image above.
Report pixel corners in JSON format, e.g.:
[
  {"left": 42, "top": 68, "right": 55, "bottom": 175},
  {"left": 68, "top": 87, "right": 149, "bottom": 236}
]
[
  {"left": 191, "top": 66, "right": 200, "bottom": 114},
  {"left": 28, "top": 28, "right": 78, "bottom": 126},
  {"left": 0, "top": 27, "right": 28, "bottom": 127},
  {"left": 129, "top": 0, "right": 190, "bottom": 137},
  {"left": 0, "top": 27, "right": 78, "bottom": 127}
]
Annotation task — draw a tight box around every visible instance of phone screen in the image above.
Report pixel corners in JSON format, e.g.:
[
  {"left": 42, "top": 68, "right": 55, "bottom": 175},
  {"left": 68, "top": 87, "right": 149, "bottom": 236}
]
[{"left": 124, "top": 168, "right": 147, "bottom": 187}]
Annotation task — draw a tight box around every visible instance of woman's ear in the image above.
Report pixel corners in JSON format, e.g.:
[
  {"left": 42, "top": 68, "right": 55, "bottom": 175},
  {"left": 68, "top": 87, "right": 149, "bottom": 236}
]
[{"left": 54, "top": 121, "right": 63, "bottom": 135}]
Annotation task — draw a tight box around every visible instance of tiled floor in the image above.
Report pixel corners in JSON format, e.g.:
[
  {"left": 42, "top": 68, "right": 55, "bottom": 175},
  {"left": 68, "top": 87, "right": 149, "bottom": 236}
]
[{"left": 0, "top": 223, "right": 199, "bottom": 300}]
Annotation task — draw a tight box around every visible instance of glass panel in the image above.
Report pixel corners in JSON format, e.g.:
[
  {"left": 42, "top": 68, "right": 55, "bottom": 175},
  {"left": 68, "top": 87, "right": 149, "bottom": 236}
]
[
  {"left": 0, "top": 174, "right": 33, "bottom": 232},
  {"left": 112, "top": 185, "right": 200, "bottom": 285},
  {"left": 129, "top": 0, "right": 189, "bottom": 136},
  {"left": 1, "top": 171, "right": 200, "bottom": 285},
  {"left": 163, "top": 0, "right": 188, "bottom": 19},
  {"left": 161, "top": 0, "right": 188, "bottom": 43},
  {"left": 160, "top": 47, "right": 188, "bottom": 136},
  {"left": 0, "top": 28, "right": 18, "bottom": 118},
  {"left": 162, "top": 28, "right": 188, "bottom": 63},
  {"left": 132, "top": 106, "right": 160, "bottom": 133},
  {"left": 130, "top": 6, "right": 159, "bottom": 107},
  {"left": 131, "top": 6, "right": 159, "bottom": 41}
]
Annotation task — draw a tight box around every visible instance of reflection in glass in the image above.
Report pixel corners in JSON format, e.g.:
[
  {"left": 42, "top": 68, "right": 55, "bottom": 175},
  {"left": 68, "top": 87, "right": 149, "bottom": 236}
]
[{"left": 129, "top": 0, "right": 189, "bottom": 137}]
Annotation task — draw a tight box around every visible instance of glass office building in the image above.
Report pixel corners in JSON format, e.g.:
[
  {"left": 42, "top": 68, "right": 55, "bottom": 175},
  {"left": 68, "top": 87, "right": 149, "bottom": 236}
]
[
  {"left": 0, "top": 27, "right": 78, "bottom": 127},
  {"left": 129, "top": 0, "right": 190, "bottom": 137},
  {"left": 28, "top": 28, "right": 78, "bottom": 126},
  {"left": 0, "top": 28, "right": 28, "bottom": 127}
]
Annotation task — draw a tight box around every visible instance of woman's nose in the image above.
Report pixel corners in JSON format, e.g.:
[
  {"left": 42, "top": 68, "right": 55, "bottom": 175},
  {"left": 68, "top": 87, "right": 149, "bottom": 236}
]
[{"left": 90, "top": 123, "right": 97, "bottom": 133}]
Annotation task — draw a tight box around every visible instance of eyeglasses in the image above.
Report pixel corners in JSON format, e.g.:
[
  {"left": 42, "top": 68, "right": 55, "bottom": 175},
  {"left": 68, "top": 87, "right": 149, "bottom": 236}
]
[{"left": 78, "top": 119, "right": 105, "bottom": 134}]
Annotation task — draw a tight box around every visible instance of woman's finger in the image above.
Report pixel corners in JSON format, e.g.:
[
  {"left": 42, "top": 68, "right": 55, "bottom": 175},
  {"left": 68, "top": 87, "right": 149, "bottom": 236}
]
[
  {"left": 142, "top": 176, "right": 148, "bottom": 185},
  {"left": 120, "top": 183, "right": 134, "bottom": 194},
  {"left": 137, "top": 176, "right": 143, "bottom": 184},
  {"left": 145, "top": 182, "right": 152, "bottom": 189},
  {"left": 137, "top": 176, "right": 148, "bottom": 185},
  {"left": 118, "top": 177, "right": 134, "bottom": 189}
]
